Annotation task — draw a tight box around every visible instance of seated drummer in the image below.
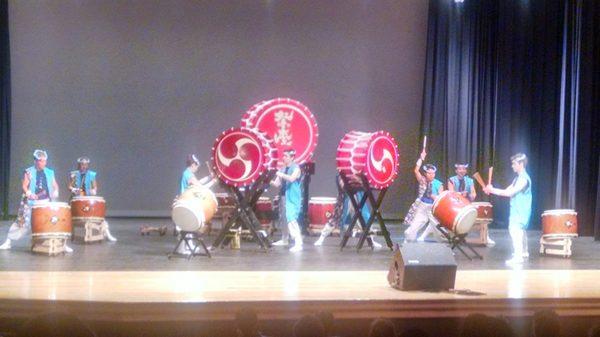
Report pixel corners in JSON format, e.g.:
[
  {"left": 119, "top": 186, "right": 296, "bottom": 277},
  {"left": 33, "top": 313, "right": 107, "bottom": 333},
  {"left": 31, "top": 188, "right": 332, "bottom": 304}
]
[
  {"left": 69, "top": 156, "right": 117, "bottom": 242},
  {"left": 403, "top": 149, "right": 444, "bottom": 242},
  {"left": 0, "top": 149, "right": 72, "bottom": 252},
  {"left": 180, "top": 154, "right": 216, "bottom": 195},
  {"left": 448, "top": 162, "right": 495, "bottom": 246}
]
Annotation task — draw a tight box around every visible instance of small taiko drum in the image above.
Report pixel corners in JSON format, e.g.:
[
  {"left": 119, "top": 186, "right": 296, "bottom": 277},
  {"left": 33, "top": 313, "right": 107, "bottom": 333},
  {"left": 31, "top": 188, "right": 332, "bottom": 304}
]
[
  {"left": 172, "top": 186, "right": 218, "bottom": 232},
  {"left": 255, "top": 197, "right": 273, "bottom": 226},
  {"left": 542, "top": 209, "right": 578, "bottom": 237},
  {"left": 31, "top": 202, "right": 72, "bottom": 237},
  {"left": 432, "top": 191, "right": 477, "bottom": 235},
  {"left": 70, "top": 196, "right": 106, "bottom": 220},
  {"left": 471, "top": 202, "right": 493, "bottom": 222},
  {"left": 308, "top": 197, "right": 337, "bottom": 230}
]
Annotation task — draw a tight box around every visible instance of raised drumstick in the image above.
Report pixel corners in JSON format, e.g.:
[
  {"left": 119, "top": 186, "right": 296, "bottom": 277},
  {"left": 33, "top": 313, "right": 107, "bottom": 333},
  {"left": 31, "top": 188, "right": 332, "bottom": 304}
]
[
  {"left": 488, "top": 167, "right": 494, "bottom": 185},
  {"left": 422, "top": 136, "right": 427, "bottom": 151},
  {"left": 473, "top": 172, "right": 486, "bottom": 189}
]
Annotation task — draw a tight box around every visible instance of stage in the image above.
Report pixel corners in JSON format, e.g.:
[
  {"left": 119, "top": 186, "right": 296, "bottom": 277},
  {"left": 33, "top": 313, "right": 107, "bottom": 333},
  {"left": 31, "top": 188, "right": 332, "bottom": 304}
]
[{"left": 0, "top": 219, "right": 599, "bottom": 329}]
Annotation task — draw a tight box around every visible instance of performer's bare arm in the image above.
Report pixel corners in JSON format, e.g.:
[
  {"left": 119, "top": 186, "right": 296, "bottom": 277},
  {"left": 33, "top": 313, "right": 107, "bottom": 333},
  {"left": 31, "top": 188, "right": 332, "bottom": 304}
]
[
  {"left": 469, "top": 184, "right": 477, "bottom": 200},
  {"left": 198, "top": 175, "right": 217, "bottom": 189},
  {"left": 485, "top": 177, "right": 527, "bottom": 198},
  {"left": 91, "top": 179, "right": 98, "bottom": 196},
  {"left": 414, "top": 149, "right": 426, "bottom": 182},
  {"left": 22, "top": 172, "right": 35, "bottom": 199},
  {"left": 51, "top": 178, "right": 59, "bottom": 199},
  {"left": 271, "top": 176, "right": 282, "bottom": 188},
  {"left": 276, "top": 167, "right": 301, "bottom": 183}
]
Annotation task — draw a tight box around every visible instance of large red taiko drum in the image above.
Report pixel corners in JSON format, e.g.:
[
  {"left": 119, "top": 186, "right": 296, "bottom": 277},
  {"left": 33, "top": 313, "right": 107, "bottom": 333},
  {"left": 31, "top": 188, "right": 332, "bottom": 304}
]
[
  {"left": 432, "top": 191, "right": 477, "bottom": 235},
  {"left": 541, "top": 209, "right": 578, "bottom": 237},
  {"left": 308, "top": 197, "right": 337, "bottom": 230}
]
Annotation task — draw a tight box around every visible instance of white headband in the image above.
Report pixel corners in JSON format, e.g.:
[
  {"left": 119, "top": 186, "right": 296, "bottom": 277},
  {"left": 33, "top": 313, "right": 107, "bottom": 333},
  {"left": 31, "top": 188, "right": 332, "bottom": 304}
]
[{"left": 33, "top": 149, "right": 48, "bottom": 160}]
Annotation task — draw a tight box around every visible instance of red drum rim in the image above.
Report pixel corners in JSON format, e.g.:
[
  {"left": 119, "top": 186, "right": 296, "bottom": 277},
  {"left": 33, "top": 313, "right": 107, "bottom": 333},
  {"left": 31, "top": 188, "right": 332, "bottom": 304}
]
[
  {"left": 32, "top": 202, "right": 70, "bottom": 209},
  {"left": 309, "top": 197, "right": 338, "bottom": 204},
  {"left": 542, "top": 209, "right": 577, "bottom": 216},
  {"left": 71, "top": 196, "right": 105, "bottom": 202}
]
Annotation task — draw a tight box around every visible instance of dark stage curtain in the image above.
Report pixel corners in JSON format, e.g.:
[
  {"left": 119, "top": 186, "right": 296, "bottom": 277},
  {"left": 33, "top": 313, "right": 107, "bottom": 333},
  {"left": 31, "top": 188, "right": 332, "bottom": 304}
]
[
  {"left": 0, "top": 0, "right": 10, "bottom": 220},
  {"left": 421, "top": 0, "right": 600, "bottom": 236}
]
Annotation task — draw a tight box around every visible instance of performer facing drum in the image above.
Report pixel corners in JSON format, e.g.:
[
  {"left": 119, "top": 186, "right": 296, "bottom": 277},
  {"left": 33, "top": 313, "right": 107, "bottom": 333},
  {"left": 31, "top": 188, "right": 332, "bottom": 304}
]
[
  {"left": 180, "top": 154, "right": 216, "bottom": 194},
  {"left": 404, "top": 149, "right": 444, "bottom": 242},
  {"left": 448, "top": 163, "right": 495, "bottom": 246},
  {"left": 69, "top": 156, "right": 117, "bottom": 242},
  {"left": 484, "top": 153, "right": 532, "bottom": 266},
  {"left": 0, "top": 150, "right": 72, "bottom": 252},
  {"left": 174, "top": 154, "right": 217, "bottom": 255},
  {"left": 271, "top": 149, "right": 303, "bottom": 252}
]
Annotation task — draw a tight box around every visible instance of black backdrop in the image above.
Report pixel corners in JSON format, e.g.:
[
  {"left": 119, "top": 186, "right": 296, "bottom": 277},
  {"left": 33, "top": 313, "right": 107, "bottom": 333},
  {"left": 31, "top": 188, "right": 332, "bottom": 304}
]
[
  {"left": 0, "top": 0, "right": 10, "bottom": 220},
  {"left": 421, "top": 0, "right": 600, "bottom": 236}
]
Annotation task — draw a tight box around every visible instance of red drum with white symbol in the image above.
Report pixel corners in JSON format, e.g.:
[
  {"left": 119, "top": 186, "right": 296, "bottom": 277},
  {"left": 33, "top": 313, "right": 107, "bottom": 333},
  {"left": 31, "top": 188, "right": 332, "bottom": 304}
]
[
  {"left": 240, "top": 98, "right": 318, "bottom": 167},
  {"left": 432, "top": 191, "right": 477, "bottom": 235},
  {"left": 336, "top": 131, "right": 399, "bottom": 189},
  {"left": 212, "top": 127, "right": 277, "bottom": 187},
  {"left": 308, "top": 197, "right": 337, "bottom": 230},
  {"left": 541, "top": 209, "right": 578, "bottom": 237},
  {"left": 471, "top": 202, "right": 493, "bottom": 222}
]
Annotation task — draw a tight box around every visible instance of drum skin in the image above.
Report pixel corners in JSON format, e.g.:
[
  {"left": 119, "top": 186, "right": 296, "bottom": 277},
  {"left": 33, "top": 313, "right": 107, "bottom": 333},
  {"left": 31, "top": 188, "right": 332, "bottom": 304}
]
[
  {"left": 31, "top": 202, "right": 72, "bottom": 236},
  {"left": 172, "top": 186, "right": 218, "bottom": 232},
  {"left": 471, "top": 202, "right": 493, "bottom": 221},
  {"left": 432, "top": 191, "right": 477, "bottom": 235},
  {"left": 542, "top": 209, "right": 578, "bottom": 237},
  {"left": 70, "top": 196, "right": 106, "bottom": 219},
  {"left": 308, "top": 197, "right": 337, "bottom": 229}
]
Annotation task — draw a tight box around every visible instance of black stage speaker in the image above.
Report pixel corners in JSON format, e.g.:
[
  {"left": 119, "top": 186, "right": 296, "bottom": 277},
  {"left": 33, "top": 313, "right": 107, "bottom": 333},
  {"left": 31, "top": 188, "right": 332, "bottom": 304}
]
[{"left": 387, "top": 242, "right": 457, "bottom": 291}]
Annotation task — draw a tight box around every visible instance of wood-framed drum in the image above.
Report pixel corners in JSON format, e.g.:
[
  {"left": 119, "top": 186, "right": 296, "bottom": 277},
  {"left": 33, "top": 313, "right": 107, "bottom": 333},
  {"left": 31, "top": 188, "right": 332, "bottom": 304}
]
[
  {"left": 308, "top": 197, "right": 337, "bottom": 230},
  {"left": 432, "top": 191, "right": 477, "bottom": 235},
  {"left": 172, "top": 186, "right": 218, "bottom": 232},
  {"left": 471, "top": 202, "right": 493, "bottom": 222},
  {"left": 211, "top": 127, "right": 278, "bottom": 187},
  {"left": 240, "top": 98, "right": 319, "bottom": 168},
  {"left": 255, "top": 197, "right": 274, "bottom": 229},
  {"left": 541, "top": 209, "right": 578, "bottom": 237},
  {"left": 31, "top": 202, "right": 72, "bottom": 237},
  {"left": 336, "top": 130, "right": 399, "bottom": 190},
  {"left": 70, "top": 196, "right": 106, "bottom": 221}
]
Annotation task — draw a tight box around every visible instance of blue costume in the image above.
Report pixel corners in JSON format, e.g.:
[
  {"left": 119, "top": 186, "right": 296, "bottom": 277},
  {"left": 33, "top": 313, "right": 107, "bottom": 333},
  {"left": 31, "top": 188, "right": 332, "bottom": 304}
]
[
  {"left": 26, "top": 166, "right": 56, "bottom": 202},
  {"left": 283, "top": 163, "right": 302, "bottom": 223},
  {"left": 448, "top": 175, "right": 474, "bottom": 200},
  {"left": 180, "top": 168, "right": 194, "bottom": 195},
  {"left": 70, "top": 170, "right": 97, "bottom": 195},
  {"left": 509, "top": 171, "right": 532, "bottom": 229}
]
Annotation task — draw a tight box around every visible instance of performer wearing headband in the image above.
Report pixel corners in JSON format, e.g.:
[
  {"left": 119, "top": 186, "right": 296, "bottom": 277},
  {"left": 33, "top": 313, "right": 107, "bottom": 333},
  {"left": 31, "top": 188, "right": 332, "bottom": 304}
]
[
  {"left": 404, "top": 149, "right": 444, "bottom": 241},
  {"left": 448, "top": 163, "right": 476, "bottom": 201},
  {"left": 180, "top": 154, "right": 216, "bottom": 194},
  {"left": 69, "top": 157, "right": 117, "bottom": 242},
  {"left": 448, "top": 162, "right": 495, "bottom": 246},
  {"left": 0, "top": 150, "right": 72, "bottom": 252},
  {"left": 484, "top": 153, "right": 531, "bottom": 265},
  {"left": 314, "top": 173, "right": 382, "bottom": 248},
  {"left": 175, "top": 154, "right": 217, "bottom": 255},
  {"left": 271, "top": 149, "right": 304, "bottom": 252}
]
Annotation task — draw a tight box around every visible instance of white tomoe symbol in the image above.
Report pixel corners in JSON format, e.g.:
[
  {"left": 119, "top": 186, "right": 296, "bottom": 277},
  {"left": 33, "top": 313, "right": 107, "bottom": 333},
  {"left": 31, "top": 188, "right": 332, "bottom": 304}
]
[
  {"left": 217, "top": 136, "right": 259, "bottom": 180},
  {"left": 370, "top": 140, "right": 393, "bottom": 174}
]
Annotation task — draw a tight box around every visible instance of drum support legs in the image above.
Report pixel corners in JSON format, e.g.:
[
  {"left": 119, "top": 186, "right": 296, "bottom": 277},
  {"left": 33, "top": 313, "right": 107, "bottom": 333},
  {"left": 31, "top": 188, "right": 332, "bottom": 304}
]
[
  {"left": 435, "top": 225, "right": 483, "bottom": 260},
  {"left": 212, "top": 172, "right": 274, "bottom": 251},
  {"left": 340, "top": 174, "right": 393, "bottom": 251},
  {"left": 168, "top": 231, "right": 211, "bottom": 260}
]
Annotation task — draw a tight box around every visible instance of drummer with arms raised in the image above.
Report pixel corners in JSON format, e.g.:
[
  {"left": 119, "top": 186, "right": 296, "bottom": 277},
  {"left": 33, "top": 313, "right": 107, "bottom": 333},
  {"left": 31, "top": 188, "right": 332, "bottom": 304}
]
[
  {"left": 404, "top": 149, "right": 444, "bottom": 242},
  {"left": 69, "top": 156, "right": 117, "bottom": 242},
  {"left": 0, "top": 149, "right": 72, "bottom": 252},
  {"left": 484, "top": 153, "right": 532, "bottom": 266}
]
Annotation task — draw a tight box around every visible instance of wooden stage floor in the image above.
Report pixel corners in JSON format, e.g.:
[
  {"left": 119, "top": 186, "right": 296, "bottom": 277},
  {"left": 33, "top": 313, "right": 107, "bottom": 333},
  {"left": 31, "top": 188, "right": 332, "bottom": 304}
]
[{"left": 0, "top": 219, "right": 599, "bottom": 323}]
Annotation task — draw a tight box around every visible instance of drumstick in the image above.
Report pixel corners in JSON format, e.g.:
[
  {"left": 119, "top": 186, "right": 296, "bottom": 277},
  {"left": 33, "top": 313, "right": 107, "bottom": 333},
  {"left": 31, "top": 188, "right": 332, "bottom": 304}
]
[
  {"left": 422, "top": 136, "right": 427, "bottom": 151},
  {"left": 473, "top": 172, "right": 486, "bottom": 189},
  {"left": 488, "top": 167, "right": 494, "bottom": 185}
]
